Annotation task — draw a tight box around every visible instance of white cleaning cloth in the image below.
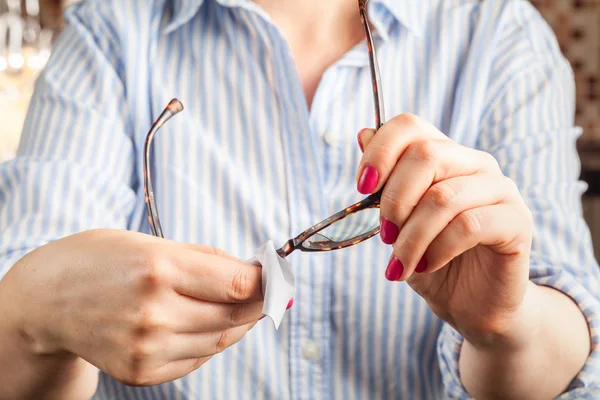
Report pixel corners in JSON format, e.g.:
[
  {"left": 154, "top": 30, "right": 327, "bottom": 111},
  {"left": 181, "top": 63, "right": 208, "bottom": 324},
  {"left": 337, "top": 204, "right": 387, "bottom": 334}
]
[{"left": 247, "top": 240, "right": 296, "bottom": 329}]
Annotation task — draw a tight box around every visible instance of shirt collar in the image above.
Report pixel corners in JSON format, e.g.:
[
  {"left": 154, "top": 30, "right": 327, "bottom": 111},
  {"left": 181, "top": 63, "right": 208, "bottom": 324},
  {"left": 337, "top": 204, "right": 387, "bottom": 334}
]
[
  {"left": 164, "top": 0, "right": 245, "bottom": 33},
  {"left": 372, "top": 0, "right": 438, "bottom": 39},
  {"left": 164, "top": 0, "right": 437, "bottom": 38}
]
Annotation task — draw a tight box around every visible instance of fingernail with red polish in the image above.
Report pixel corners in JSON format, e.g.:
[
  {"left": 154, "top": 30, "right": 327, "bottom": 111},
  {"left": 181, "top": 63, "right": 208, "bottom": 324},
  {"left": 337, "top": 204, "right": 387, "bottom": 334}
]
[
  {"left": 357, "top": 128, "right": 368, "bottom": 152},
  {"left": 385, "top": 255, "right": 404, "bottom": 281},
  {"left": 357, "top": 165, "right": 379, "bottom": 194},
  {"left": 415, "top": 256, "right": 428, "bottom": 273},
  {"left": 380, "top": 217, "right": 399, "bottom": 245},
  {"left": 286, "top": 298, "right": 294, "bottom": 309}
]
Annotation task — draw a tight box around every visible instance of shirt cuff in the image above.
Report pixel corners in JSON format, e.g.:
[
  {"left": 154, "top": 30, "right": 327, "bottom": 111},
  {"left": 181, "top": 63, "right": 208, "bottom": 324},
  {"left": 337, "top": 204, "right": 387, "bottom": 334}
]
[{"left": 437, "top": 270, "right": 600, "bottom": 399}]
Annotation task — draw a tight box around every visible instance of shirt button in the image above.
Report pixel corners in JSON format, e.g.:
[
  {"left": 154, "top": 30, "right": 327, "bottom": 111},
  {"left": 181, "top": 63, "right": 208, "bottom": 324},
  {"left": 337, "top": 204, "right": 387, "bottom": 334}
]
[
  {"left": 302, "top": 341, "right": 321, "bottom": 361},
  {"left": 322, "top": 131, "right": 337, "bottom": 145}
]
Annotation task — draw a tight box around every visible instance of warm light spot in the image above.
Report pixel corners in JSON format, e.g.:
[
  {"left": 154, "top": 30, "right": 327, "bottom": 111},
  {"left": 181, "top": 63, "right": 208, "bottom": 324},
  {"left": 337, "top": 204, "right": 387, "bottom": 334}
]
[{"left": 8, "top": 53, "right": 24, "bottom": 69}]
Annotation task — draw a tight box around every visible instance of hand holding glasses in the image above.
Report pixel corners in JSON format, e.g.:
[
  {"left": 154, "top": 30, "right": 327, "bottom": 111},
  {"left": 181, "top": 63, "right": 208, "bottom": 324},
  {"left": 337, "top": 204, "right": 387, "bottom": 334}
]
[{"left": 144, "top": 0, "right": 385, "bottom": 258}]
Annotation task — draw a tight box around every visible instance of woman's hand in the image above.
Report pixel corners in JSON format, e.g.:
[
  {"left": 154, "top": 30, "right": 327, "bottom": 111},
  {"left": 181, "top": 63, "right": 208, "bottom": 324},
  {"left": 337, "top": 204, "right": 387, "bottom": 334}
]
[
  {"left": 3, "top": 229, "right": 266, "bottom": 388},
  {"left": 356, "top": 114, "right": 535, "bottom": 350}
]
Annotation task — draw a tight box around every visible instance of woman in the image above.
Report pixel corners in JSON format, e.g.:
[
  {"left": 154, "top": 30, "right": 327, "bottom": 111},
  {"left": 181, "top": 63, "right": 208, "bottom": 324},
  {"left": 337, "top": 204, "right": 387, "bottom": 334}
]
[{"left": 0, "top": 0, "right": 598, "bottom": 398}]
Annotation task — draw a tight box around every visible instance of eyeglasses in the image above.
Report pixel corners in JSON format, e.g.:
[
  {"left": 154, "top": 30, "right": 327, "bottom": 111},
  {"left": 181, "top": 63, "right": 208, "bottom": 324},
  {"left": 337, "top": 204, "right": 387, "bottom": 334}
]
[{"left": 143, "top": 0, "right": 385, "bottom": 258}]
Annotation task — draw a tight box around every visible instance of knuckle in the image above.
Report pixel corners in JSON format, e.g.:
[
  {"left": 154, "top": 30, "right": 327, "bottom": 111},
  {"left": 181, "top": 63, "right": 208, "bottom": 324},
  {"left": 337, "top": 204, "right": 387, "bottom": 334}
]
[
  {"left": 227, "top": 268, "right": 253, "bottom": 301},
  {"left": 458, "top": 210, "right": 482, "bottom": 237},
  {"left": 369, "top": 142, "right": 394, "bottom": 158},
  {"left": 190, "top": 357, "right": 208, "bottom": 371},
  {"left": 426, "top": 182, "right": 459, "bottom": 209},
  {"left": 502, "top": 175, "right": 520, "bottom": 193},
  {"left": 394, "top": 113, "right": 420, "bottom": 129},
  {"left": 396, "top": 231, "right": 420, "bottom": 255},
  {"left": 117, "top": 328, "right": 162, "bottom": 386},
  {"left": 481, "top": 151, "right": 500, "bottom": 171},
  {"left": 204, "top": 246, "right": 229, "bottom": 258},
  {"left": 227, "top": 304, "right": 245, "bottom": 327},
  {"left": 406, "top": 140, "right": 437, "bottom": 163},
  {"left": 512, "top": 238, "right": 533, "bottom": 258},
  {"left": 214, "top": 330, "right": 230, "bottom": 354},
  {"left": 381, "top": 186, "right": 407, "bottom": 214},
  {"left": 132, "top": 304, "right": 167, "bottom": 337},
  {"left": 134, "top": 251, "right": 168, "bottom": 292},
  {"left": 212, "top": 247, "right": 229, "bottom": 258},
  {"left": 117, "top": 364, "right": 154, "bottom": 387},
  {"left": 126, "top": 336, "right": 157, "bottom": 363},
  {"left": 363, "top": 141, "right": 394, "bottom": 168}
]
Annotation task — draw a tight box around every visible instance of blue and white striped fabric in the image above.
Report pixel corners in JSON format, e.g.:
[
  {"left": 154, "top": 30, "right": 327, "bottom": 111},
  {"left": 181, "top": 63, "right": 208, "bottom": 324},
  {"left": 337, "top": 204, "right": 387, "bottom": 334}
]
[{"left": 1, "top": 0, "right": 600, "bottom": 398}]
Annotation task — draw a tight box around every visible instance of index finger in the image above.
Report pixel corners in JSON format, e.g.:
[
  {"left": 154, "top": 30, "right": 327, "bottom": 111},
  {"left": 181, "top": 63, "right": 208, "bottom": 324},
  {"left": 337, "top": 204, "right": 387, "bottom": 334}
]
[
  {"left": 356, "top": 113, "right": 447, "bottom": 194},
  {"left": 171, "top": 245, "right": 263, "bottom": 303}
]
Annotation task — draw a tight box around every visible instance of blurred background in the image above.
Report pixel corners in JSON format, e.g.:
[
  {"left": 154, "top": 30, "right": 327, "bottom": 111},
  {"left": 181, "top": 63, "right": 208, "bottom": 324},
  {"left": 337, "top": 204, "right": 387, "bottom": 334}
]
[
  {"left": 0, "top": 0, "right": 70, "bottom": 161},
  {"left": 1, "top": 0, "right": 599, "bottom": 254}
]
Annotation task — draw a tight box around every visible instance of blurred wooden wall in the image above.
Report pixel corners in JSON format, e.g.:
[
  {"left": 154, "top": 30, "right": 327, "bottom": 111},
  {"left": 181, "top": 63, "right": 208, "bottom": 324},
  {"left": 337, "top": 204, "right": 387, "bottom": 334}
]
[
  {"left": 531, "top": 0, "right": 600, "bottom": 258},
  {"left": 39, "top": 0, "right": 62, "bottom": 29}
]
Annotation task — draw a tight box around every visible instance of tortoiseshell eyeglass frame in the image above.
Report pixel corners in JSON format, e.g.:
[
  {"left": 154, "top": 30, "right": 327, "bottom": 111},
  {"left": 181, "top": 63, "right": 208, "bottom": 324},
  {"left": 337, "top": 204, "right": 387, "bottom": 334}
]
[{"left": 143, "top": 0, "right": 385, "bottom": 258}]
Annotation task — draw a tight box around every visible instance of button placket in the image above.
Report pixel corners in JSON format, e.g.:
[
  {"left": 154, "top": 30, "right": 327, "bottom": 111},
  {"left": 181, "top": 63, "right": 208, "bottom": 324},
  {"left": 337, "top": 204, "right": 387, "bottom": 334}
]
[{"left": 259, "top": 24, "right": 331, "bottom": 400}]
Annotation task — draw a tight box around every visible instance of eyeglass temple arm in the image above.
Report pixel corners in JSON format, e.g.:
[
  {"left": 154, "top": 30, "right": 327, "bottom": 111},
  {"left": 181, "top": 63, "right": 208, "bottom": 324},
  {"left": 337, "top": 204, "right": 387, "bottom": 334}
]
[
  {"left": 359, "top": 0, "right": 385, "bottom": 204},
  {"left": 143, "top": 99, "right": 184, "bottom": 238},
  {"left": 359, "top": 0, "right": 385, "bottom": 129}
]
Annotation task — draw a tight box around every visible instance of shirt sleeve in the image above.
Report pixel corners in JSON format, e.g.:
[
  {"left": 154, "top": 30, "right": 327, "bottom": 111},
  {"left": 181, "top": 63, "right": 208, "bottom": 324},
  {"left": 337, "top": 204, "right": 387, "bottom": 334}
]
[
  {"left": 437, "top": 2, "right": 600, "bottom": 398},
  {"left": 0, "top": 2, "right": 137, "bottom": 279}
]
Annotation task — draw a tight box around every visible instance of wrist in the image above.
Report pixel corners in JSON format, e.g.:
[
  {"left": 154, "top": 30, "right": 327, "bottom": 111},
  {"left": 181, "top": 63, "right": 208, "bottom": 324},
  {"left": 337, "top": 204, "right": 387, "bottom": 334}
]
[
  {"left": 464, "top": 281, "right": 543, "bottom": 354},
  {"left": 0, "top": 257, "right": 98, "bottom": 400},
  {"left": 460, "top": 282, "right": 590, "bottom": 399},
  {"left": 459, "top": 328, "right": 548, "bottom": 400},
  {"left": 459, "top": 282, "right": 548, "bottom": 399},
  {"left": 1, "top": 250, "right": 69, "bottom": 357}
]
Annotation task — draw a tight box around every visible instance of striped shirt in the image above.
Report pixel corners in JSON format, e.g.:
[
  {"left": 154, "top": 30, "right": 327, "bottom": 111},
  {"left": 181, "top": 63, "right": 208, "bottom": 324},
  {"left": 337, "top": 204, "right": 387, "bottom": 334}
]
[{"left": 1, "top": 0, "right": 600, "bottom": 398}]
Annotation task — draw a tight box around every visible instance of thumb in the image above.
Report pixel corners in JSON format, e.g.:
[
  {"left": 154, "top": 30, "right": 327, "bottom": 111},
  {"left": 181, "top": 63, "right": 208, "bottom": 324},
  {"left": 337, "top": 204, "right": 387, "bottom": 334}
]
[{"left": 357, "top": 128, "right": 376, "bottom": 153}]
